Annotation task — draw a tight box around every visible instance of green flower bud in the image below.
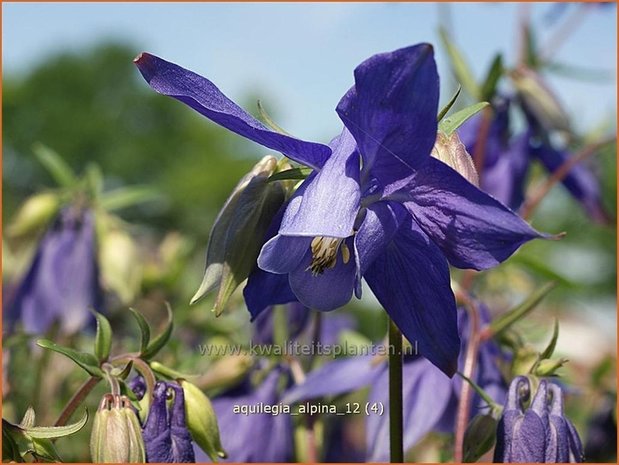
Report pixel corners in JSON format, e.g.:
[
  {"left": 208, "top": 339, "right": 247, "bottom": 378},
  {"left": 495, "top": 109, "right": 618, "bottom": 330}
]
[
  {"left": 90, "top": 394, "right": 145, "bottom": 463},
  {"left": 99, "top": 227, "right": 142, "bottom": 304},
  {"left": 191, "top": 155, "right": 287, "bottom": 315},
  {"left": 534, "top": 358, "right": 568, "bottom": 377},
  {"left": 180, "top": 380, "right": 227, "bottom": 461},
  {"left": 8, "top": 192, "right": 60, "bottom": 237},
  {"left": 510, "top": 68, "right": 571, "bottom": 134},
  {"left": 463, "top": 414, "right": 498, "bottom": 462},
  {"left": 431, "top": 132, "right": 479, "bottom": 186}
]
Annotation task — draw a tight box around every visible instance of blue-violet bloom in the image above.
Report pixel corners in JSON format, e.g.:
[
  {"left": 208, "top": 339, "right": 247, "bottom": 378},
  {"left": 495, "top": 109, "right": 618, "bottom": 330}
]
[
  {"left": 135, "top": 45, "right": 546, "bottom": 376},
  {"left": 7, "top": 205, "right": 103, "bottom": 334}
]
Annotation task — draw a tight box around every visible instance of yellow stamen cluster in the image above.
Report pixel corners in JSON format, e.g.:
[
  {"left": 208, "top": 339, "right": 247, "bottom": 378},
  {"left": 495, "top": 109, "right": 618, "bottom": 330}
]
[{"left": 308, "top": 236, "right": 350, "bottom": 276}]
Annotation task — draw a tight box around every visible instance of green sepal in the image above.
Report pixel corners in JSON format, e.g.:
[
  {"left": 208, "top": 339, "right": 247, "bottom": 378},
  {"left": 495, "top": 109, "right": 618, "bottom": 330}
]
[
  {"left": 129, "top": 307, "right": 151, "bottom": 354},
  {"left": 463, "top": 414, "right": 498, "bottom": 463},
  {"left": 481, "top": 54, "right": 504, "bottom": 101},
  {"left": 257, "top": 100, "right": 289, "bottom": 135},
  {"left": 32, "top": 143, "right": 77, "bottom": 188},
  {"left": 268, "top": 167, "right": 313, "bottom": 183},
  {"left": 93, "top": 310, "right": 113, "bottom": 362},
  {"left": 36, "top": 339, "right": 103, "bottom": 377},
  {"left": 534, "top": 358, "right": 569, "bottom": 377},
  {"left": 141, "top": 304, "right": 173, "bottom": 360},
  {"left": 149, "top": 361, "right": 196, "bottom": 380},
  {"left": 539, "top": 319, "right": 559, "bottom": 361},
  {"left": 99, "top": 186, "right": 161, "bottom": 211},
  {"left": 439, "top": 102, "right": 489, "bottom": 135},
  {"left": 26, "top": 409, "right": 88, "bottom": 439},
  {"left": 437, "top": 85, "right": 462, "bottom": 122},
  {"left": 438, "top": 27, "right": 481, "bottom": 100},
  {"left": 488, "top": 281, "right": 556, "bottom": 337},
  {"left": 19, "top": 408, "right": 36, "bottom": 430}
]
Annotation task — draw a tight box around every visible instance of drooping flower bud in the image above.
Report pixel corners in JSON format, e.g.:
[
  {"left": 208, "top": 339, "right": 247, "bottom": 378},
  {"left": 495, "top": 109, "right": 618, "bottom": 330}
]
[
  {"left": 90, "top": 394, "right": 145, "bottom": 463},
  {"left": 431, "top": 131, "right": 480, "bottom": 186},
  {"left": 510, "top": 67, "right": 571, "bottom": 134},
  {"left": 180, "top": 379, "right": 227, "bottom": 461},
  {"left": 494, "top": 377, "right": 584, "bottom": 462},
  {"left": 191, "top": 155, "right": 287, "bottom": 315},
  {"left": 99, "top": 224, "right": 141, "bottom": 305},
  {"left": 7, "top": 192, "right": 60, "bottom": 237}
]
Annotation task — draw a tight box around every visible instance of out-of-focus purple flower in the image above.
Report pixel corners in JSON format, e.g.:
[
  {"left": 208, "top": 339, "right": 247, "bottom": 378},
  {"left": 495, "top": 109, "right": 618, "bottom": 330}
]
[
  {"left": 584, "top": 397, "right": 617, "bottom": 462},
  {"left": 139, "top": 381, "right": 196, "bottom": 463},
  {"left": 136, "top": 45, "right": 545, "bottom": 377},
  {"left": 7, "top": 206, "right": 103, "bottom": 334},
  {"left": 194, "top": 366, "right": 293, "bottom": 462},
  {"left": 494, "top": 377, "right": 584, "bottom": 463},
  {"left": 283, "top": 307, "right": 507, "bottom": 461},
  {"left": 458, "top": 97, "right": 531, "bottom": 210}
]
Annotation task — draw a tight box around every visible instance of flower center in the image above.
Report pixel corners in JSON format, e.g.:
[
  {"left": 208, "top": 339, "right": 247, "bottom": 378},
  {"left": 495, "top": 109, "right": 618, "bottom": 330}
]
[{"left": 307, "top": 236, "right": 350, "bottom": 276}]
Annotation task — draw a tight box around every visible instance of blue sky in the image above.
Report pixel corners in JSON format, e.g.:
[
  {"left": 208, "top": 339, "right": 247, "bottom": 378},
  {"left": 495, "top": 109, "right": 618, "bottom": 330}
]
[{"left": 3, "top": 2, "right": 616, "bottom": 141}]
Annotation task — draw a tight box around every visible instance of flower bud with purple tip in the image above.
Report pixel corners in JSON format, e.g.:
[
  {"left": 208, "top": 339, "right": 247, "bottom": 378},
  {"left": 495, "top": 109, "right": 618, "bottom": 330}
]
[{"left": 494, "top": 377, "right": 584, "bottom": 462}]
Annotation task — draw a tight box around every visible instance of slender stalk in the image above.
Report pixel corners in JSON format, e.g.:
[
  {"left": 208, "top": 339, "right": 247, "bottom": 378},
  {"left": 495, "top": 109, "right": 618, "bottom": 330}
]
[
  {"left": 454, "top": 298, "right": 481, "bottom": 463},
  {"left": 54, "top": 376, "right": 100, "bottom": 426},
  {"left": 388, "top": 319, "right": 404, "bottom": 463}
]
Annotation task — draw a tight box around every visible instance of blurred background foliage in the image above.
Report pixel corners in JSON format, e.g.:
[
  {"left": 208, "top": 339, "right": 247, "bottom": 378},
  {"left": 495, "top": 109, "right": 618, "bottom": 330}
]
[{"left": 2, "top": 25, "right": 616, "bottom": 462}]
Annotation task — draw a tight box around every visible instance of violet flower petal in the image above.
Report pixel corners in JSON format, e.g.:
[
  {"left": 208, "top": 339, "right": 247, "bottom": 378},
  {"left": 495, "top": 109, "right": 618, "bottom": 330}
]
[
  {"left": 134, "top": 53, "right": 331, "bottom": 169},
  {"left": 364, "top": 217, "right": 460, "bottom": 376},
  {"left": 282, "top": 355, "right": 383, "bottom": 404},
  {"left": 279, "top": 127, "right": 361, "bottom": 238},
  {"left": 336, "top": 44, "right": 439, "bottom": 184},
  {"left": 394, "top": 156, "right": 544, "bottom": 270},
  {"left": 142, "top": 382, "right": 174, "bottom": 462},
  {"left": 288, "top": 237, "right": 357, "bottom": 311}
]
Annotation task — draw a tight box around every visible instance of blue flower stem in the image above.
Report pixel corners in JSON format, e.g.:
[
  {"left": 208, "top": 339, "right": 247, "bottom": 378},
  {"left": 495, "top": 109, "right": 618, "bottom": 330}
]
[{"left": 388, "top": 318, "right": 404, "bottom": 463}]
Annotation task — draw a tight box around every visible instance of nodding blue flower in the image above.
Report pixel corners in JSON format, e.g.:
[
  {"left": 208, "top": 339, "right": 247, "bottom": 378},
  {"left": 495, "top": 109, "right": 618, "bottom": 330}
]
[
  {"left": 135, "top": 44, "right": 547, "bottom": 376},
  {"left": 459, "top": 95, "right": 609, "bottom": 223},
  {"left": 136, "top": 380, "right": 196, "bottom": 463},
  {"left": 494, "top": 377, "right": 584, "bottom": 463},
  {"left": 282, "top": 307, "right": 508, "bottom": 461},
  {"left": 7, "top": 205, "right": 103, "bottom": 335}
]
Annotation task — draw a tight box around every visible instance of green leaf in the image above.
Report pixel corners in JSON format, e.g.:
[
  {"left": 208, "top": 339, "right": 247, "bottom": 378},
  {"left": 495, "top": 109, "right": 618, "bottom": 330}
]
[
  {"left": 438, "top": 27, "right": 481, "bottom": 100},
  {"left": 129, "top": 308, "right": 151, "bottom": 354},
  {"left": 93, "top": 311, "right": 112, "bottom": 362},
  {"left": 480, "top": 54, "right": 504, "bottom": 101},
  {"left": 509, "top": 254, "right": 577, "bottom": 288},
  {"left": 99, "top": 186, "right": 162, "bottom": 211},
  {"left": 456, "top": 371, "right": 500, "bottom": 412},
  {"left": 141, "top": 304, "right": 173, "bottom": 360},
  {"left": 539, "top": 319, "right": 559, "bottom": 361},
  {"left": 32, "top": 143, "right": 77, "bottom": 188},
  {"left": 30, "top": 438, "right": 62, "bottom": 462},
  {"left": 267, "top": 167, "right": 312, "bottom": 183},
  {"left": 150, "top": 361, "right": 196, "bottom": 380},
  {"left": 488, "top": 282, "right": 557, "bottom": 337},
  {"left": 36, "top": 339, "right": 103, "bottom": 377},
  {"left": 257, "top": 100, "right": 290, "bottom": 135},
  {"left": 112, "top": 360, "right": 134, "bottom": 381},
  {"left": 546, "top": 61, "right": 616, "bottom": 83},
  {"left": 26, "top": 409, "right": 88, "bottom": 439},
  {"left": 438, "top": 102, "right": 489, "bottom": 135},
  {"left": 437, "top": 85, "right": 461, "bottom": 122},
  {"left": 85, "top": 163, "right": 104, "bottom": 198}
]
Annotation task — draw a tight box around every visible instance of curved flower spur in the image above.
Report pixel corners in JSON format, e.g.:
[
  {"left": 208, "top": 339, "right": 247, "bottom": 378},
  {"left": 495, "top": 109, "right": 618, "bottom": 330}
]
[{"left": 135, "top": 44, "right": 551, "bottom": 376}]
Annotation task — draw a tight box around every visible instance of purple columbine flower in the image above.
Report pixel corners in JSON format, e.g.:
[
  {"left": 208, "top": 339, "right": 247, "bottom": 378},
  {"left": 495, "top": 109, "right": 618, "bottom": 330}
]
[
  {"left": 282, "top": 307, "right": 507, "bottom": 461},
  {"left": 134, "top": 380, "right": 196, "bottom": 463},
  {"left": 135, "top": 44, "right": 547, "bottom": 376},
  {"left": 494, "top": 376, "right": 584, "bottom": 463},
  {"left": 7, "top": 205, "right": 103, "bottom": 334}
]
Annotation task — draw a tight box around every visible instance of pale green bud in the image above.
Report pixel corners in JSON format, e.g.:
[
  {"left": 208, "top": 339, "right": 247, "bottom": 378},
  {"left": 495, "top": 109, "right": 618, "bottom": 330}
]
[
  {"left": 431, "top": 132, "right": 479, "bottom": 186},
  {"left": 99, "top": 228, "right": 142, "bottom": 304},
  {"left": 510, "top": 68, "right": 571, "bottom": 134},
  {"left": 534, "top": 358, "right": 568, "bottom": 377},
  {"left": 90, "top": 394, "right": 145, "bottom": 463},
  {"left": 180, "top": 380, "right": 227, "bottom": 461},
  {"left": 8, "top": 192, "right": 59, "bottom": 237},
  {"left": 191, "top": 155, "right": 286, "bottom": 315},
  {"left": 463, "top": 414, "right": 498, "bottom": 462}
]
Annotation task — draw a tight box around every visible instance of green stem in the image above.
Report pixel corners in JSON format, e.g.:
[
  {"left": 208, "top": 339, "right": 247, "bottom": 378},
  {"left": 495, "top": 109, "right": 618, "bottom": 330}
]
[{"left": 388, "top": 319, "right": 403, "bottom": 463}]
